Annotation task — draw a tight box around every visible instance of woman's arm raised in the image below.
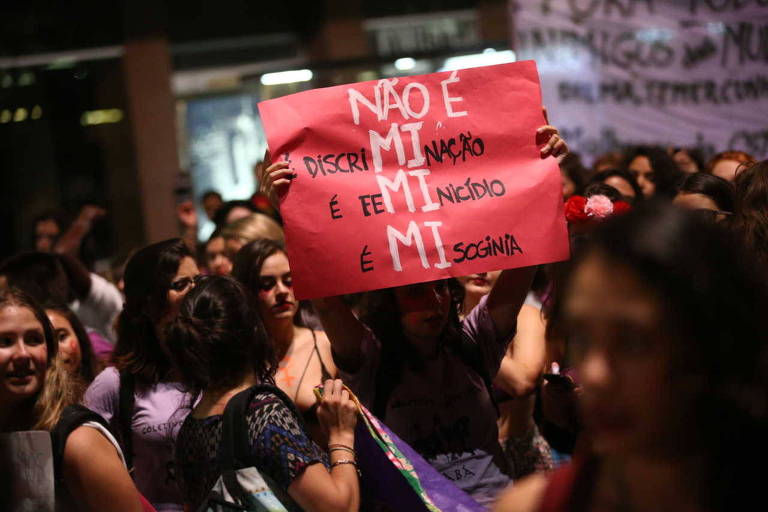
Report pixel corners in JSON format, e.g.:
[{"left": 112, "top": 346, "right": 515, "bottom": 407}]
[
  {"left": 261, "top": 150, "right": 368, "bottom": 371},
  {"left": 487, "top": 122, "right": 568, "bottom": 338}
]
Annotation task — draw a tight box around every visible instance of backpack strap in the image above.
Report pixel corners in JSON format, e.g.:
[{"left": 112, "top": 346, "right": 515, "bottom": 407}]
[
  {"left": 118, "top": 370, "right": 136, "bottom": 472},
  {"left": 50, "top": 404, "right": 112, "bottom": 483},
  {"left": 217, "top": 384, "right": 302, "bottom": 471}
]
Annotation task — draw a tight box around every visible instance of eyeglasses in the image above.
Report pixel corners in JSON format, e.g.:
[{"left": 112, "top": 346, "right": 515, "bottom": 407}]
[
  {"left": 169, "top": 274, "right": 203, "bottom": 292},
  {"left": 692, "top": 208, "right": 732, "bottom": 222}
]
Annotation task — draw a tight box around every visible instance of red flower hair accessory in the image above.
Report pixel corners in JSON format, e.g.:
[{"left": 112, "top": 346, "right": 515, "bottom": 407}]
[{"left": 564, "top": 194, "right": 631, "bottom": 224}]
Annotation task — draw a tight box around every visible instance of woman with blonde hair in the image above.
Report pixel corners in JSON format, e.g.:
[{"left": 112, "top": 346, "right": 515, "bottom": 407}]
[
  {"left": 221, "top": 212, "right": 284, "bottom": 259},
  {"left": 0, "top": 287, "right": 150, "bottom": 511}
]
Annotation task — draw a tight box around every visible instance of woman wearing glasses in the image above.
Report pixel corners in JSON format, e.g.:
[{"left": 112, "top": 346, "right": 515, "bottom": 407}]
[
  {"left": 84, "top": 239, "right": 200, "bottom": 511},
  {"left": 231, "top": 238, "right": 337, "bottom": 444}
]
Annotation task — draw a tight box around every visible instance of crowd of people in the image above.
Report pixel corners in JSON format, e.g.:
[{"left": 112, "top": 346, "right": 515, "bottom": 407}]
[{"left": 1, "top": 121, "right": 767, "bottom": 512}]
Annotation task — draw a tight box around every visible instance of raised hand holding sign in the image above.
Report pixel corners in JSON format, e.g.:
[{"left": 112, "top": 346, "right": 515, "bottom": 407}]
[{"left": 258, "top": 61, "right": 569, "bottom": 299}]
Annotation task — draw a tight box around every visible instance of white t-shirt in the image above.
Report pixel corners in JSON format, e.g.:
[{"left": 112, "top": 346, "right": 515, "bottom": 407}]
[{"left": 71, "top": 273, "right": 122, "bottom": 344}]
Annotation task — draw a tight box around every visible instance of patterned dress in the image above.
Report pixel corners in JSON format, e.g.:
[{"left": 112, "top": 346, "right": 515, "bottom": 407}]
[{"left": 175, "top": 390, "right": 328, "bottom": 511}]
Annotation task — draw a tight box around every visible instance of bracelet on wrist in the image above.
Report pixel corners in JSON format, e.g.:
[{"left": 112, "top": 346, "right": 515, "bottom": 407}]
[
  {"left": 330, "top": 447, "right": 355, "bottom": 454},
  {"left": 331, "top": 459, "right": 357, "bottom": 468},
  {"left": 328, "top": 444, "right": 355, "bottom": 455},
  {"left": 330, "top": 458, "right": 361, "bottom": 477}
]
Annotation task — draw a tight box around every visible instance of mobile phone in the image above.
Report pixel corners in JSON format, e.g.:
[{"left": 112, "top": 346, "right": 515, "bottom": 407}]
[{"left": 542, "top": 373, "right": 576, "bottom": 390}]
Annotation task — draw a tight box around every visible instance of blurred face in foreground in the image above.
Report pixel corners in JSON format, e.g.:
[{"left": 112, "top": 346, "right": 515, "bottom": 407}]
[{"left": 565, "top": 252, "right": 675, "bottom": 457}]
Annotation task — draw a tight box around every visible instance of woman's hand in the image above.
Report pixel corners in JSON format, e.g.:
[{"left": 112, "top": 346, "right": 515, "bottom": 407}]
[
  {"left": 537, "top": 124, "right": 569, "bottom": 163},
  {"left": 259, "top": 149, "right": 297, "bottom": 209},
  {"left": 317, "top": 379, "right": 358, "bottom": 446}
]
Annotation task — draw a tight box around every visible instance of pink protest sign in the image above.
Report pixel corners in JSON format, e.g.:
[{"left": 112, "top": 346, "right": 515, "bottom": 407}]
[{"left": 258, "top": 61, "right": 569, "bottom": 299}]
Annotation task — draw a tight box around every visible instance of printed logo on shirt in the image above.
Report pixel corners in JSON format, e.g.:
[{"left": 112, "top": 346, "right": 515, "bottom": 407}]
[{"left": 140, "top": 420, "right": 184, "bottom": 436}]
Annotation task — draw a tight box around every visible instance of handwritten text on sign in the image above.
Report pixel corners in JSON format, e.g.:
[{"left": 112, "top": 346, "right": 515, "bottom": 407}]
[{"left": 258, "top": 61, "right": 569, "bottom": 299}]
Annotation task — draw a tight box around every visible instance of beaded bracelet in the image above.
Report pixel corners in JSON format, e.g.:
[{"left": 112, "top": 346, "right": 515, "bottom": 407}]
[
  {"left": 331, "top": 459, "right": 357, "bottom": 468},
  {"left": 331, "top": 458, "right": 361, "bottom": 477}
]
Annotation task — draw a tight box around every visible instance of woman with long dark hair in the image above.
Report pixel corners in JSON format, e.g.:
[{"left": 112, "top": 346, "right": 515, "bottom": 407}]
[
  {"left": 261, "top": 123, "right": 569, "bottom": 506},
  {"left": 166, "top": 276, "right": 360, "bottom": 512},
  {"left": 674, "top": 172, "right": 735, "bottom": 223},
  {"left": 84, "top": 238, "right": 199, "bottom": 511},
  {"left": 494, "top": 203, "right": 768, "bottom": 511},
  {"left": 231, "top": 238, "right": 337, "bottom": 442},
  {"left": 622, "top": 146, "right": 682, "bottom": 199},
  {"left": 730, "top": 160, "right": 768, "bottom": 269}
]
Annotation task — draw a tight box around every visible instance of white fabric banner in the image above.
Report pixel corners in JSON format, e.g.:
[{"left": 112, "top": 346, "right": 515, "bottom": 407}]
[{"left": 512, "top": 0, "right": 768, "bottom": 163}]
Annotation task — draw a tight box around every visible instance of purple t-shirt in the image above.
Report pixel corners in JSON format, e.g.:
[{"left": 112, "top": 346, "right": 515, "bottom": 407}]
[
  {"left": 339, "top": 295, "right": 512, "bottom": 507},
  {"left": 84, "top": 367, "right": 190, "bottom": 512}
]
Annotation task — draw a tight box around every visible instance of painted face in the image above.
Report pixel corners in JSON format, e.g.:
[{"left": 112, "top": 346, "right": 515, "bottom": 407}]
[
  {"left": 673, "top": 192, "right": 727, "bottom": 222},
  {"left": 165, "top": 256, "right": 200, "bottom": 322},
  {"left": 628, "top": 156, "right": 656, "bottom": 198},
  {"left": 34, "top": 219, "right": 60, "bottom": 252},
  {"left": 205, "top": 236, "right": 232, "bottom": 276},
  {"left": 458, "top": 271, "right": 501, "bottom": 301},
  {"left": 0, "top": 306, "right": 49, "bottom": 409},
  {"left": 394, "top": 280, "right": 452, "bottom": 343},
  {"left": 711, "top": 159, "right": 742, "bottom": 182},
  {"left": 256, "top": 251, "right": 297, "bottom": 323},
  {"left": 603, "top": 176, "right": 636, "bottom": 203},
  {"left": 565, "top": 253, "right": 673, "bottom": 457},
  {"left": 46, "top": 311, "right": 82, "bottom": 374}
]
